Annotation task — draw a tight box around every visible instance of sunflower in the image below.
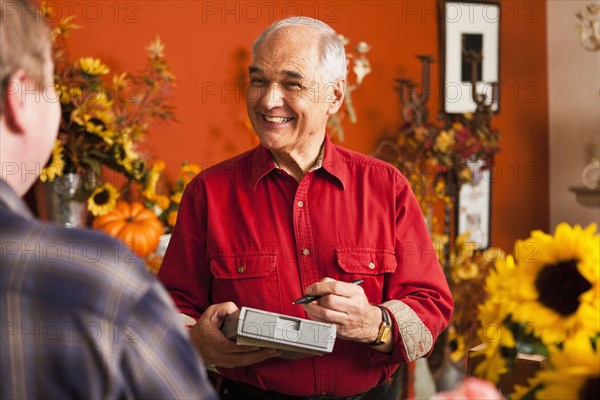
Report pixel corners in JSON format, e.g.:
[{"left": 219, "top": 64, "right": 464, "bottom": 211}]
[
  {"left": 449, "top": 232, "right": 478, "bottom": 282},
  {"left": 114, "top": 138, "right": 141, "bottom": 174},
  {"left": 87, "top": 183, "right": 119, "bottom": 216},
  {"left": 128, "top": 159, "right": 146, "bottom": 181},
  {"left": 78, "top": 57, "right": 109, "bottom": 76},
  {"left": 56, "top": 84, "right": 82, "bottom": 104},
  {"left": 85, "top": 117, "right": 109, "bottom": 136},
  {"left": 448, "top": 325, "right": 467, "bottom": 362},
  {"left": 71, "top": 108, "right": 115, "bottom": 145},
  {"left": 40, "top": 140, "right": 65, "bottom": 183},
  {"left": 512, "top": 223, "right": 599, "bottom": 344},
  {"left": 455, "top": 262, "right": 479, "bottom": 281},
  {"left": 471, "top": 256, "right": 519, "bottom": 383},
  {"left": 513, "top": 332, "right": 600, "bottom": 399},
  {"left": 472, "top": 315, "right": 515, "bottom": 384},
  {"left": 537, "top": 333, "right": 599, "bottom": 400},
  {"left": 484, "top": 255, "right": 519, "bottom": 308},
  {"left": 142, "top": 160, "right": 165, "bottom": 201}
]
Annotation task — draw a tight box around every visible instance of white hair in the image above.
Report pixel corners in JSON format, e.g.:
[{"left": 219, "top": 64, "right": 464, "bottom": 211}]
[{"left": 252, "top": 17, "right": 347, "bottom": 83}]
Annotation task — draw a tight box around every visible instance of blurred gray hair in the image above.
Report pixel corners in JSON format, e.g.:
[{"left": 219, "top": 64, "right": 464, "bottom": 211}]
[{"left": 252, "top": 17, "right": 346, "bottom": 84}]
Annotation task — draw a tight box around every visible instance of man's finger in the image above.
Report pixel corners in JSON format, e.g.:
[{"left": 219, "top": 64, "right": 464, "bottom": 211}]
[
  {"left": 303, "top": 302, "right": 349, "bottom": 324},
  {"left": 207, "top": 302, "right": 238, "bottom": 324},
  {"left": 306, "top": 279, "right": 362, "bottom": 298}
]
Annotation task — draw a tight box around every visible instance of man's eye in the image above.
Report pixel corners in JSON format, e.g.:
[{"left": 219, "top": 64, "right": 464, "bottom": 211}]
[
  {"left": 284, "top": 82, "right": 303, "bottom": 90},
  {"left": 250, "top": 78, "right": 267, "bottom": 86}
]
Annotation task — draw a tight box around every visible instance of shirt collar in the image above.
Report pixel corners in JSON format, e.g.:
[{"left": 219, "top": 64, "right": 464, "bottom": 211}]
[
  {"left": 0, "top": 180, "right": 35, "bottom": 220},
  {"left": 249, "top": 135, "right": 347, "bottom": 191}
]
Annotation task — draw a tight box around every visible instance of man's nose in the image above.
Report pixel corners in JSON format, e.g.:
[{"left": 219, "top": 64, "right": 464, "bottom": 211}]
[{"left": 261, "top": 83, "right": 284, "bottom": 109}]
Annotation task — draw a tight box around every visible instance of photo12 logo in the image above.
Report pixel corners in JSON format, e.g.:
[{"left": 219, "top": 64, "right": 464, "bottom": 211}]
[
  {"left": 200, "top": 1, "right": 340, "bottom": 24},
  {"left": 0, "top": 1, "right": 140, "bottom": 24}
]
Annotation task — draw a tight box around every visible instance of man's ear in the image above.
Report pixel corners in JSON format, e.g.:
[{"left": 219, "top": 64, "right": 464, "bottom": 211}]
[
  {"left": 326, "top": 79, "right": 346, "bottom": 116},
  {"left": 3, "top": 69, "right": 29, "bottom": 134}
]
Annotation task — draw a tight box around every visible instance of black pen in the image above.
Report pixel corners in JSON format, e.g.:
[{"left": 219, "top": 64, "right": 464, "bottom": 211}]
[{"left": 292, "top": 279, "right": 364, "bottom": 305}]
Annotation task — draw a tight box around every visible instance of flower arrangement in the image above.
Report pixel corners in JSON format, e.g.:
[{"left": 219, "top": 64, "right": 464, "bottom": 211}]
[
  {"left": 470, "top": 223, "right": 599, "bottom": 398},
  {"left": 390, "top": 55, "right": 500, "bottom": 223},
  {"left": 433, "top": 233, "right": 505, "bottom": 363},
  {"left": 142, "top": 160, "right": 201, "bottom": 233},
  {"left": 327, "top": 35, "right": 371, "bottom": 142},
  {"left": 397, "top": 111, "right": 500, "bottom": 186},
  {"left": 39, "top": 7, "right": 175, "bottom": 217}
]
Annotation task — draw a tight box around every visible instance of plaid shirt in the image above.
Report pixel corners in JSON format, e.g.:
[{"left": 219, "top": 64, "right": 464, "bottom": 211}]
[{"left": 0, "top": 180, "right": 217, "bottom": 400}]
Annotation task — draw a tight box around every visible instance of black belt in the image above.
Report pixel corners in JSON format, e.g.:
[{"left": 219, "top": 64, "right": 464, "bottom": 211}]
[{"left": 219, "top": 378, "right": 394, "bottom": 400}]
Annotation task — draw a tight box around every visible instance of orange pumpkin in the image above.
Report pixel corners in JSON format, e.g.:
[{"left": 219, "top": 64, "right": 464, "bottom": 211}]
[{"left": 92, "top": 201, "right": 164, "bottom": 257}]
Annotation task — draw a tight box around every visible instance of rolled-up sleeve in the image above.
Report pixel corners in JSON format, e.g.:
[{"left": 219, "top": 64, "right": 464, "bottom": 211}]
[{"left": 370, "top": 171, "right": 453, "bottom": 364}]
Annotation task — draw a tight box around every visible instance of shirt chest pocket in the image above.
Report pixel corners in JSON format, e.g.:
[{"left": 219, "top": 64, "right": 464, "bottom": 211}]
[
  {"left": 209, "top": 253, "right": 282, "bottom": 311},
  {"left": 335, "top": 248, "right": 397, "bottom": 304}
]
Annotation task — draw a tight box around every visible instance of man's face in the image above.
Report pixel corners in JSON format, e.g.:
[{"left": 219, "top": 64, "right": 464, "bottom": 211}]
[
  {"left": 246, "top": 27, "right": 340, "bottom": 152},
  {"left": 25, "top": 56, "right": 60, "bottom": 183},
  {"left": 19, "top": 55, "right": 61, "bottom": 193},
  {"left": 34, "top": 57, "right": 61, "bottom": 167}
]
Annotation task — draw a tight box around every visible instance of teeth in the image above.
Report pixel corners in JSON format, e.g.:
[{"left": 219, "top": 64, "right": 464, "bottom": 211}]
[{"left": 264, "top": 115, "right": 292, "bottom": 123}]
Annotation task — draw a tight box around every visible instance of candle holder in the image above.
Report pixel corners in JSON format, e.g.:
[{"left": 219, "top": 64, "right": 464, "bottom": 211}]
[
  {"left": 395, "top": 55, "right": 434, "bottom": 126},
  {"left": 462, "top": 49, "right": 499, "bottom": 130}
]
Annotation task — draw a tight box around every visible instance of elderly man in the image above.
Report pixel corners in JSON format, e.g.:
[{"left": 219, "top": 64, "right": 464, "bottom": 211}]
[
  {"left": 0, "top": 1, "right": 217, "bottom": 398},
  {"left": 159, "top": 16, "right": 453, "bottom": 399}
]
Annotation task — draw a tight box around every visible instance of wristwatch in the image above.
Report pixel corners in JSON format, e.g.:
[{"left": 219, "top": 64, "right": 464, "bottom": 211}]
[{"left": 370, "top": 305, "right": 391, "bottom": 346}]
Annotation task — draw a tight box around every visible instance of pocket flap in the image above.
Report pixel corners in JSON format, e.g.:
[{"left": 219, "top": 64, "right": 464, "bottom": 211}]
[
  {"left": 336, "top": 248, "right": 397, "bottom": 275},
  {"left": 210, "top": 253, "right": 276, "bottom": 279}
]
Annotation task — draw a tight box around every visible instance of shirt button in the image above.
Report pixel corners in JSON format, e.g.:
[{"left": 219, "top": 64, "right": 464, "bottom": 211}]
[
  {"left": 237, "top": 266, "right": 245, "bottom": 273},
  {"left": 302, "top": 248, "right": 310, "bottom": 256},
  {"left": 368, "top": 262, "right": 375, "bottom": 269},
  {"left": 297, "top": 201, "right": 304, "bottom": 207}
]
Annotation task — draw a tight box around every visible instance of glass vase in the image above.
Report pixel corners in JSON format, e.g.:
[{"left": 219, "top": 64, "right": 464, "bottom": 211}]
[{"left": 39, "top": 173, "right": 88, "bottom": 228}]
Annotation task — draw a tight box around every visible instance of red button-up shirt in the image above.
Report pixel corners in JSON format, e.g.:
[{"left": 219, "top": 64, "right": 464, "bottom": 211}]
[{"left": 159, "top": 135, "right": 453, "bottom": 396}]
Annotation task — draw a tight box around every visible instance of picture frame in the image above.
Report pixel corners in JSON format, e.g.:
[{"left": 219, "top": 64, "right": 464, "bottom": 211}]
[
  {"left": 456, "top": 159, "right": 492, "bottom": 250},
  {"left": 439, "top": 0, "right": 501, "bottom": 114}
]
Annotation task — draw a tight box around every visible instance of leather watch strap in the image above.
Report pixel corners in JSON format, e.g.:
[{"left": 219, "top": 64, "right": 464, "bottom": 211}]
[{"left": 370, "top": 305, "right": 391, "bottom": 346}]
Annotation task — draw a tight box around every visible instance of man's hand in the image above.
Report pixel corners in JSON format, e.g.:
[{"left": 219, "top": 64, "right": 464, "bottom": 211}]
[
  {"left": 301, "top": 277, "right": 382, "bottom": 344},
  {"left": 190, "top": 302, "right": 280, "bottom": 368}
]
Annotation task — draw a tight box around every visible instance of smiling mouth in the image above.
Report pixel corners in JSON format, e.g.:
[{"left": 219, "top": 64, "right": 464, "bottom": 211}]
[{"left": 263, "top": 114, "right": 294, "bottom": 123}]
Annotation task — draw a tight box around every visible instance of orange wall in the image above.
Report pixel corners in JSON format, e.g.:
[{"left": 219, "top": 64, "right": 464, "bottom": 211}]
[{"left": 48, "top": 0, "right": 548, "bottom": 251}]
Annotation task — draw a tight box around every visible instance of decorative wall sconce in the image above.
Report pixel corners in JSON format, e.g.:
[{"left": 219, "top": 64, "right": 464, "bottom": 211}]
[
  {"left": 575, "top": 3, "right": 600, "bottom": 52},
  {"left": 569, "top": 3, "right": 600, "bottom": 208},
  {"left": 395, "top": 55, "right": 434, "bottom": 126}
]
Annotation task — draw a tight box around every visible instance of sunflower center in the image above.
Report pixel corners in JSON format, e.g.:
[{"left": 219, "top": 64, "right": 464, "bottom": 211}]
[
  {"left": 534, "top": 259, "right": 591, "bottom": 316},
  {"left": 88, "top": 117, "right": 106, "bottom": 129},
  {"left": 449, "top": 339, "right": 458, "bottom": 352},
  {"left": 115, "top": 146, "right": 126, "bottom": 162},
  {"left": 93, "top": 190, "right": 110, "bottom": 206},
  {"left": 579, "top": 376, "right": 600, "bottom": 400}
]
